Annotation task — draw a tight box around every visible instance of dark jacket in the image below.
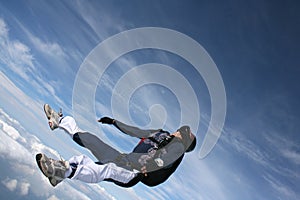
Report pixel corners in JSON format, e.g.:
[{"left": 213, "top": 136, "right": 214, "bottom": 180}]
[{"left": 113, "top": 120, "right": 186, "bottom": 187}]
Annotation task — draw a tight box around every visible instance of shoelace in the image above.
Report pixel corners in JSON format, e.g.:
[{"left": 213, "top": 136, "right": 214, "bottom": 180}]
[
  {"left": 59, "top": 154, "right": 65, "bottom": 164},
  {"left": 58, "top": 108, "right": 63, "bottom": 117}
]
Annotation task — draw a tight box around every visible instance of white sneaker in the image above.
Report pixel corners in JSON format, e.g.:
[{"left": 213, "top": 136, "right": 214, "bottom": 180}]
[
  {"left": 36, "top": 153, "right": 70, "bottom": 187},
  {"left": 43, "top": 104, "right": 63, "bottom": 130}
]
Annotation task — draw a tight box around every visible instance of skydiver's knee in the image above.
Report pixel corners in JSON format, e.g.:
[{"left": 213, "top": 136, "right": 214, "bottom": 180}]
[{"left": 73, "top": 132, "right": 85, "bottom": 147}]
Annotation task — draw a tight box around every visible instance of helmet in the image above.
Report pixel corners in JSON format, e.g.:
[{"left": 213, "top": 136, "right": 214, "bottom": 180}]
[{"left": 177, "top": 126, "right": 196, "bottom": 152}]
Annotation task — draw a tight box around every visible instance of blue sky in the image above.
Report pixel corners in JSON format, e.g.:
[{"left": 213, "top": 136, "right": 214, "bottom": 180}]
[{"left": 0, "top": 0, "right": 299, "bottom": 199}]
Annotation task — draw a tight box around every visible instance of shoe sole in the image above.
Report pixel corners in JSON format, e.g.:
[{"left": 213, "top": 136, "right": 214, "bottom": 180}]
[
  {"left": 43, "top": 104, "right": 52, "bottom": 120},
  {"left": 36, "top": 153, "right": 48, "bottom": 177},
  {"left": 43, "top": 104, "right": 58, "bottom": 130},
  {"left": 36, "top": 153, "right": 58, "bottom": 187}
]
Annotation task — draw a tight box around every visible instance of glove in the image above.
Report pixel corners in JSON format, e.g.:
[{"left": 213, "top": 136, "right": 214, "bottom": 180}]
[{"left": 98, "top": 117, "right": 114, "bottom": 124}]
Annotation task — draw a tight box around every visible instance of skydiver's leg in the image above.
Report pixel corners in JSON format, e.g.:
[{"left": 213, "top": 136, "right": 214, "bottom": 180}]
[
  {"left": 59, "top": 116, "right": 124, "bottom": 164},
  {"left": 68, "top": 155, "right": 137, "bottom": 184},
  {"left": 58, "top": 116, "right": 83, "bottom": 136},
  {"left": 73, "top": 132, "right": 124, "bottom": 164},
  {"left": 43, "top": 104, "right": 127, "bottom": 165}
]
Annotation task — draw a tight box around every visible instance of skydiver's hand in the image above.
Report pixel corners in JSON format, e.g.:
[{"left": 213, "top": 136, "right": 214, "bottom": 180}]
[
  {"left": 97, "top": 117, "right": 114, "bottom": 124},
  {"left": 141, "top": 166, "right": 148, "bottom": 177}
]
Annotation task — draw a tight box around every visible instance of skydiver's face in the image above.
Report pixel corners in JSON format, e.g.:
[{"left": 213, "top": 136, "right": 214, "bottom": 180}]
[
  {"left": 172, "top": 129, "right": 195, "bottom": 140},
  {"left": 172, "top": 131, "right": 183, "bottom": 139}
]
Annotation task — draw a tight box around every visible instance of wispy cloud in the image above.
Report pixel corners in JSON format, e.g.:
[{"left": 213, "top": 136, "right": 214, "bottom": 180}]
[
  {"left": 220, "top": 127, "right": 300, "bottom": 199},
  {"left": 263, "top": 174, "right": 298, "bottom": 200},
  {"left": 0, "top": 18, "right": 34, "bottom": 81},
  {"left": 264, "top": 132, "right": 300, "bottom": 166},
  {"left": 73, "top": 0, "right": 133, "bottom": 41},
  {"left": 0, "top": 18, "right": 67, "bottom": 109},
  {"left": 30, "top": 34, "right": 66, "bottom": 58},
  {"left": 281, "top": 149, "right": 300, "bottom": 165},
  {"left": 223, "top": 128, "right": 271, "bottom": 166},
  {"left": 19, "top": 22, "right": 72, "bottom": 74}
]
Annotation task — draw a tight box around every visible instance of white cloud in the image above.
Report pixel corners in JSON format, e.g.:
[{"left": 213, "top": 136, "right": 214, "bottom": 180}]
[
  {"left": 0, "top": 18, "right": 67, "bottom": 109},
  {"left": 0, "top": 18, "right": 34, "bottom": 81},
  {"left": 0, "top": 70, "right": 53, "bottom": 135},
  {"left": 0, "top": 118, "right": 26, "bottom": 143},
  {"left": 2, "top": 178, "right": 18, "bottom": 192},
  {"left": 8, "top": 40, "right": 34, "bottom": 69},
  {"left": 31, "top": 35, "right": 66, "bottom": 58},
  {"left": 0, "top": 129, "right": 32, "bottom": 165},
  {"left": 281, "top": 149, "right": 300, "bottom": 165},
  {"left": 47, "top": 195, "right": 59, "bottom": 200},
  {"left": 1, "top": 178, "right": 30, "bottom": 196},
  {"left": 0, "top": 18, "right": 8, "bottom": 37},
  {"left": 19, "top": 181, "right": 30, "bottom": 196},
  {"left": 12, "top": 15, "right": 69, "bottom": 64}
]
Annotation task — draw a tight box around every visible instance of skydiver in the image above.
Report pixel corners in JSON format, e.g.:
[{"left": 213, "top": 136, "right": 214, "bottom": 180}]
[{"left": 36, "top": 104, "right": 196, "bottom": 187}]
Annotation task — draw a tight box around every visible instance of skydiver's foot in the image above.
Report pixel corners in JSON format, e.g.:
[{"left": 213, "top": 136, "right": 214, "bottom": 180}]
[
  {"left": 43, "top": 104, "right": 63, "bottom": 130},
  {"left": 36, "top": 153, "right": 69, "bottom": 187}
]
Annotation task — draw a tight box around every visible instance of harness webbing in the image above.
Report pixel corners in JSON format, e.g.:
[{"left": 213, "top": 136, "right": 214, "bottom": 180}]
[{"left": 147, "top": 135, "right": 175, "bottom": 149}]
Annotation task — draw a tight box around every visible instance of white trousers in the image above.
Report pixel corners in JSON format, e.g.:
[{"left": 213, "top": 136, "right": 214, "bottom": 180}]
[
  {"left": 68, "top": 155, "right": 137, "bottom": 184},
  {"left": 59, "top": 116, "right": 83, "bottom": 136},
  {"left": 59, "top": 116, "right": 137, "bottom": 184}
]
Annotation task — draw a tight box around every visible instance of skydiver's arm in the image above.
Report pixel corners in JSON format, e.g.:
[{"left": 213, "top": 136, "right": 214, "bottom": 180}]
[{"left": 113, "top": 120, "right": 161, "bottom": 138}]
